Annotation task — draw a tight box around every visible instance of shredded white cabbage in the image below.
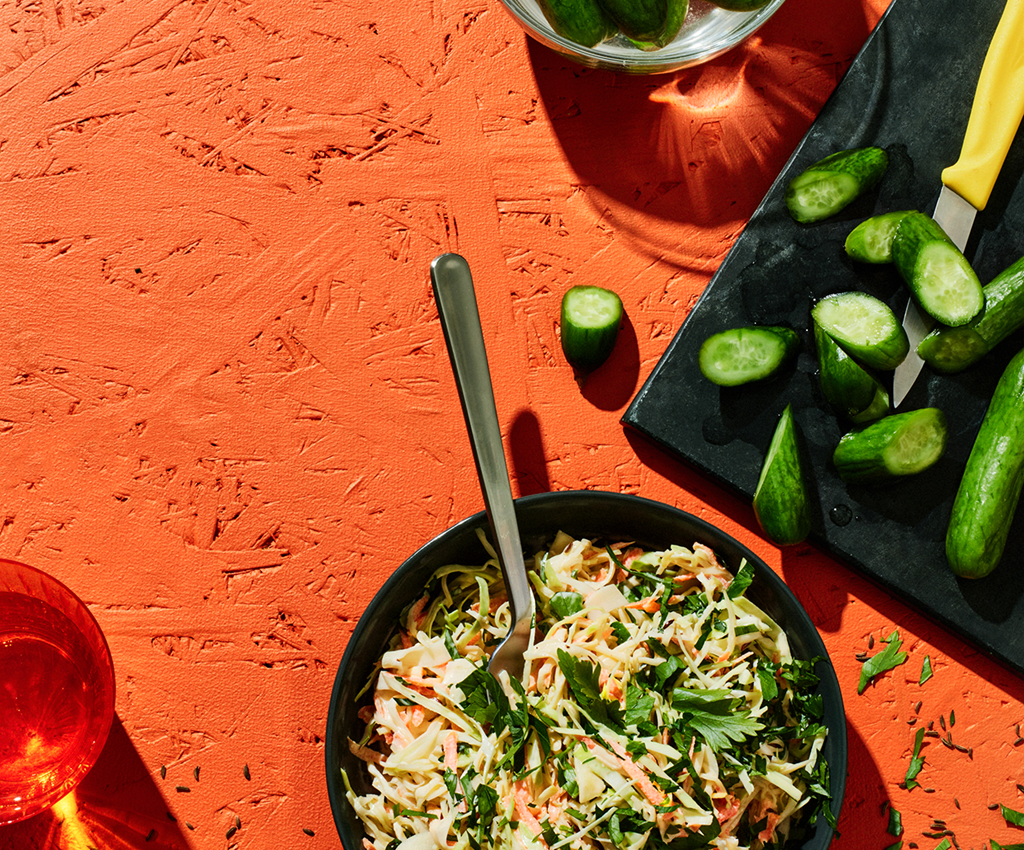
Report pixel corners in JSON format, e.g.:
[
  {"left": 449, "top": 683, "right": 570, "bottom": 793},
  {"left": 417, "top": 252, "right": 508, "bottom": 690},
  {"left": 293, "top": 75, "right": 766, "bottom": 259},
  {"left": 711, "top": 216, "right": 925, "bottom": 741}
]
[{"left": 345, "top": 531, "right": 831, "bottom": 850}]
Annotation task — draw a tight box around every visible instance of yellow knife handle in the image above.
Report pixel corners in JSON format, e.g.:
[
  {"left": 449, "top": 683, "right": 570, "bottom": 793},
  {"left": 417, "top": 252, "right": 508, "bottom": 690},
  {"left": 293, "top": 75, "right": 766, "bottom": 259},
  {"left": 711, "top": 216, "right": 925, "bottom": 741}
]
[{"left": 941, "top": 0, "right": 1024, "bottom": 211}]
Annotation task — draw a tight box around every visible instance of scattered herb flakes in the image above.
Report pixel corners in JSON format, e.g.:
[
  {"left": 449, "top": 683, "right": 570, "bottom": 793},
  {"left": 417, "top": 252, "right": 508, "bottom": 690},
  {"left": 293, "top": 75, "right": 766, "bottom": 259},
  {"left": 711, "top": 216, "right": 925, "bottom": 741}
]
[
  {"left": 145, "top": 829, "right": 156, "bottom": 842},
  {"left": 920, "top": 655, "right": 933, "bottom": 684},
  {"left": 950, "top": 708, "right": 956, "bottom": 727},
  {"left": 159, "top": 765, "right": 166, "bottom": 779},
  {"left": 226, "top": 826, "right": 237, "bottom": 839},
  {"left": 884, "top": 841, "right": 903, "bottom": 850},
  {"left": 235, "top": 815, "right": 242, "bottom": 829},
  {"left": 243, "top": 764, "right": 251, "bottom": 780},
  {"left": 992, "top": 843, "right": 1024, "bottom": 850},
  {"left": 303, "top": 827, "right": 316, "bottom": 836},
  {"left": 175, "top": 785, "right": 191, "bottom": 793},
  {"left": 1002, "top": 803, "right": 1024, "bottom": 827},
  {"left": 954, "top": 798, "right": 960, "bottom": 809},
  {"left": 888, "top": 806, "right": 904, "bottom": 836},
  {"left": 940, "top": 715, "right": 947, "bottom": 731},
  {"left": 869, "top": 634, "right": 876, "bottom": 649},
  {"left": 166, "top": 812, "right": 177, "bottom": 822},
  {"left": 933, "top": 840, "right": 952, "bottom": 850},
  {"left": 905, "top": 727, "right": 927, "bottom": 790},
  {"left": 185, "top": 822, "right": 195, "bottom": 831},
  {"left": 194, "top": 766, "right": 200, "bottom": 781},
  {"left": 859, "top": 629, "right": 908, "bottom": 693}
]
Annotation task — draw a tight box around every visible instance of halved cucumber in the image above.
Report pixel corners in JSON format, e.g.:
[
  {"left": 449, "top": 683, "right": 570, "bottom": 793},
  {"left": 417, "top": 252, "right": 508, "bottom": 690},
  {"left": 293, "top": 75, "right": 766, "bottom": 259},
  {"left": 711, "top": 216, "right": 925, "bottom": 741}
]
[
  {"left": 844, "top": 210, "right": 913, "bottom": 264},
  {"left": 832, "top": 408, "right": 948, "bottom": 483},
  {"left": 785, "top": 147, "right": 889, "bottom": 224},
  {"left": 560, "top": 285, "right": 623, "bottom": 371},
  {"left": 813, "top": 320, "right": 889, "bottom": 423},
  {"left": 753, "top": 405, "right": 812, "bottom": 546},
  {"left": 699, "top": 326, "right": 800, "bottom": 386},
  {"left": 811, "top": 292, "right": 909, "bottom": 371},
  {"left": 891, "top": 212, "right": 983, "bottom": 327}
]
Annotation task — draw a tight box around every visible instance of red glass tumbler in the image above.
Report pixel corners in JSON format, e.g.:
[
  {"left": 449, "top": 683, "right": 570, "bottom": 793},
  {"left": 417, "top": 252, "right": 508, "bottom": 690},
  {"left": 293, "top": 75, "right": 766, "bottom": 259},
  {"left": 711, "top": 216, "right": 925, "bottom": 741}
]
[{"left": 0, "top": 559, "right": 115, "bottom": 824}]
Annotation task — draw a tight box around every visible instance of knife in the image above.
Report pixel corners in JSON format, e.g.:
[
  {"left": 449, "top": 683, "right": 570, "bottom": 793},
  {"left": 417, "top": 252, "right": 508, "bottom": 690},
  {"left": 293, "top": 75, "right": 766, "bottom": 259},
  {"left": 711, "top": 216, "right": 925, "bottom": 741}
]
[{"left": 892, "top": 0, "right": 1024, "bottom": 407}]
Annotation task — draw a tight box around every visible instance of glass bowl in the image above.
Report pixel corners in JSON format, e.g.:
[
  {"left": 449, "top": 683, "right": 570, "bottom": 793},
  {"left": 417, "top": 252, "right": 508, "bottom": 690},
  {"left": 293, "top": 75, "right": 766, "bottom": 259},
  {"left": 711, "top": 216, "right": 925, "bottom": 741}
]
[
  {"left": 325, "top": 490, "right": 846, "bottom": 849},
  {"left": 497, "top": 0, "right": 787, "bottom": 73}
]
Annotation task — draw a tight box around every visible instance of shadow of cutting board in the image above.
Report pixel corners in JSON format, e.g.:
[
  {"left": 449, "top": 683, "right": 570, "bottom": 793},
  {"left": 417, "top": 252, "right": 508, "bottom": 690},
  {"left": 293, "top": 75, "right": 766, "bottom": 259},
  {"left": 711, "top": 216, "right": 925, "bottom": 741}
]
[{"left": 622, "top": 0, "right": 1024, "bottom": 673}]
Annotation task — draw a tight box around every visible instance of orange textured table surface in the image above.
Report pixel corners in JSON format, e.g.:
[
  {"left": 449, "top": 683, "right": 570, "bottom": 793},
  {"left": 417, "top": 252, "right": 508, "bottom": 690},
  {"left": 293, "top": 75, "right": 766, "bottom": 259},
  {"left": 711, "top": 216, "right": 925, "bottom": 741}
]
[{"left": 3, "top": 0, "right": 1024, "bottom": 848}]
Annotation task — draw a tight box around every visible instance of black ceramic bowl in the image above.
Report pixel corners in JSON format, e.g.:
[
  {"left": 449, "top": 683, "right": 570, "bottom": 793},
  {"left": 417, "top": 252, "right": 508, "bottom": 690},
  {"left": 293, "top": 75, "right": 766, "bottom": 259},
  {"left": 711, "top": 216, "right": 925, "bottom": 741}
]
[{"left": 326, "top": 491, "right": 846, "bottom": 848}]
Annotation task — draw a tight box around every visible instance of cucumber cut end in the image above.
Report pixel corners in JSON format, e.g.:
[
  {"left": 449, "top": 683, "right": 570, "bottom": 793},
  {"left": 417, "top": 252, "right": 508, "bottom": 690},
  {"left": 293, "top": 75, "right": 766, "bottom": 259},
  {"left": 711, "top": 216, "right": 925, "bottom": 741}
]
[
  {"left": 882, "top": 409, "right": 948, "bottom": 475},
  {"left": 560, "top": 285, "right": 623, "bottom": 371},
  {"left": 699, "top": 326, "right": 798, "bottom": 386},
  {"left": 811, "top": 292, "right": 909, "bottom": 370},
  {"left": 786, "top": 172, "right": 860, "bottom": 224},
  {"left": 913, "top": 242, "right": 984, "bottom": 326}
]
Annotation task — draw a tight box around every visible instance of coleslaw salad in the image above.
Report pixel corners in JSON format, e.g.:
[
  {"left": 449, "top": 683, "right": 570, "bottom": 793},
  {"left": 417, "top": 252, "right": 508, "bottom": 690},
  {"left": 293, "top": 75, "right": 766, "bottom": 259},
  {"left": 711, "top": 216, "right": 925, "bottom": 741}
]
[{"left": 343, "top": 531, "right": 832, "bottom": 850}]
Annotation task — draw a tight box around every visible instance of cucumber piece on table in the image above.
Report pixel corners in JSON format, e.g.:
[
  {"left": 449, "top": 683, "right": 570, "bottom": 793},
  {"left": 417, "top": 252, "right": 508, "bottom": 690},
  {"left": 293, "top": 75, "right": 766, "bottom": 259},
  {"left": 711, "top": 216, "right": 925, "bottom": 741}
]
[
  {"left": 560, "top": 285, "right": 623, "bottom": 371},
  {"left": 891, "top": 211, "right": 983, "bottom": 327},
  {"left": 596, "top": 0, "right": 667, "bottom": 41},
  {"left": 698, "top": 325, "right": 799, "bottom": 386},
  {"left": 785, "top": 146, "right": 889, "bottom": 224},
  {"left": 813, "top": 320, "right": 889, "bottom": 423},
  {"left": 845, "top": 210, "right": 913, "bottom": 263},
  {"left": 753, "top": 405, "right": 812, "bottom": 546},
  {"left": 537, "top": 0, "right": 618, "bottom": 47},
  {"left": 918, "top": 253, "right": 1024, "bottom": 373},
  {"left": 811, "top": 291, "right": 909, "bottom": 371},
  {"left": 832, "top": 407, "right": 947, "bottom": 483},
  {"left": 947, "top": 346, "right": 1024, "bottom": 579}
]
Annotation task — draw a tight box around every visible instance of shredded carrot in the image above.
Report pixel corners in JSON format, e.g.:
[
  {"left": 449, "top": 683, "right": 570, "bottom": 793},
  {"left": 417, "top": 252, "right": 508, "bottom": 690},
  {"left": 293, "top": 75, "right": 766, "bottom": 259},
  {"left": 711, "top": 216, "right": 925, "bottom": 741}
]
[
  {"left": 512, "top": 781, "right": 547, "bottom": 844},
  {"left": 349, "top": 739, "right": 384, "bottom": 764}
]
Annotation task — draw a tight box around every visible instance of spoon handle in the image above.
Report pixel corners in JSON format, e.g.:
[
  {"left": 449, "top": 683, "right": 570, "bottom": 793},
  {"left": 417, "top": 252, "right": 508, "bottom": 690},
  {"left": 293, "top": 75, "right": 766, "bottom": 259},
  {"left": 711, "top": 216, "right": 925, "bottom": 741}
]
[{"left": 430, "top": 253, "right": 535, "bottom": 632}]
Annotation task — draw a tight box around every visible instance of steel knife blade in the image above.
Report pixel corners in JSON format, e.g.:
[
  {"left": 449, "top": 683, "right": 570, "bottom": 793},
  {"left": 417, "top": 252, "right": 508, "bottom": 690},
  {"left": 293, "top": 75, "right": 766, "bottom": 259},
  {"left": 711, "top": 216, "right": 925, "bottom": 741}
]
[{"left": 891, "top": 0, "right": 1024, "bottom": 407}]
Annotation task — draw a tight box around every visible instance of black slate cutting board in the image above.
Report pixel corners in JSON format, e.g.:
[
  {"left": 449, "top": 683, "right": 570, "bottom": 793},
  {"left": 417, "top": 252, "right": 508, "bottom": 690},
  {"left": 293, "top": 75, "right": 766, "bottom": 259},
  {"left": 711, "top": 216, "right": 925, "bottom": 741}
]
[{"left": 622, "top": 0, "right": 1024, "bottom": 673}]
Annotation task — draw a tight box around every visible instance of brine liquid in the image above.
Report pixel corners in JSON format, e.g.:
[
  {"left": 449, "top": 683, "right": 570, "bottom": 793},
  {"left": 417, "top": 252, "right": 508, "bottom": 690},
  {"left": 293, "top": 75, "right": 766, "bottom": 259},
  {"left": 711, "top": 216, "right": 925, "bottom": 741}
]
[{"left": 0, "top": 591, "right": 113, "bottom": 823}]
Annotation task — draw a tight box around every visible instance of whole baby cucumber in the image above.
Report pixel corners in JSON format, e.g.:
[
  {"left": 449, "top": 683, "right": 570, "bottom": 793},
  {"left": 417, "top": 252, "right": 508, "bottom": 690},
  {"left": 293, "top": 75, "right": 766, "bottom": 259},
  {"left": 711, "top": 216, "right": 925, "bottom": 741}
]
[
  {"left": 628, "top": 0, "right": 687, "bottom": 48},
  {"left": 597, "top": 0, "right": 668, "bottom": 41},
  {"left": 918, "top": 253, "right": 1024, "bottom": 373},
  {"left": 947, "top": 346, "right": 1024, "bottom": 579},
  {"left": 785, "top": 147, "right": 889, "bottom": 224},
  {"left": 537, "top": 0, "right": 618, "bottom": 47},
  {"left": 892, "top": 211, "right": 984, "bottom": 327}
]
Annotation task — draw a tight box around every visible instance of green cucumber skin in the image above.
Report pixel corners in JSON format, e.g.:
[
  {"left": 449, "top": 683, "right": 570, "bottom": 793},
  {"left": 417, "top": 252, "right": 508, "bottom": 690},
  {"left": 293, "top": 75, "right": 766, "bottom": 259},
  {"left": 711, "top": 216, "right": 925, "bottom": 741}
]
[
  {"left": 537, "top": 0, "right": 617, "bottom": 47},
  {"left": 947, "top": 347, "right": 1024, "bottom": 578},
  {"left": 891, "top": 212, "right": 983, "bottom": 326},
  {"left": 628, "top": 0, "right": 687, "bottom": 48},
  {"left": 814, "top": 321, "right": 888, "bottom": 421},
  {"left": 753, "top": 405, "right": 812, "bottom": 546},
  {"left": 918, "top": 254, "right": 1024, "bottom": 373},
  {"left": 597, "top": 0, "right": 667, "bottom": 40},
  {"left": 785, "top": 147, "right": 889, "bottom": 224},
  {"left": 832, "top": 408, "right": 947, "bottom": 483},
  {"left": 704, "top": 0, "right": 770, "bottom": 11},
  {"left": 845, "top": 211, "right": 913, "bottom": 264}
]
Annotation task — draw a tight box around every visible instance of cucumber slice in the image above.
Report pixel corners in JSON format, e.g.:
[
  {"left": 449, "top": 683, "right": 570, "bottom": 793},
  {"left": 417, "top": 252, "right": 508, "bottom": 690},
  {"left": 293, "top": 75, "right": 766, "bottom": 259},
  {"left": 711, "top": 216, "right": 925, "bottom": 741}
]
[
  {"left": 844, "top": 210, "right": 913, "bottom": 263},
  {"left": 811, "top": 292, "right": 910, "bottom": 371},
  {"left": 753, "top": 405, "right": 812, "bottom": 546},
  {"left": 947, "top": 347, "right": 1024, "bottom": 578},
  {"left": 785, "top": 147, "right": 889, "bottom": 224},
  {"left": 698, "top": 326, "right": 800, "bottom": 386},
  {"left": 813, "top": 320, "right": 889, "bottom": 422},
  {"left": 891, "top": 211, "right": 983, "bottom": 326},
  {"left": 918, "top": 253, "right": 1024, "bottom": 373},
  {"left": 832, "top": 408, "right": 948, "bottom": 483},
  {"left": 560, "top": 285, "right": 623, "bottom": 371}
]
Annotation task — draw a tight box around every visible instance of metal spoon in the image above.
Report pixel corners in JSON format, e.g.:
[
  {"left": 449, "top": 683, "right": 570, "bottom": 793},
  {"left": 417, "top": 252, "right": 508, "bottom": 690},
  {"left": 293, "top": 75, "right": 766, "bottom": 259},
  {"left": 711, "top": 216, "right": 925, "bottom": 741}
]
[{"left": 430, "top": 252, "right": 535, "bottom": 685}]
